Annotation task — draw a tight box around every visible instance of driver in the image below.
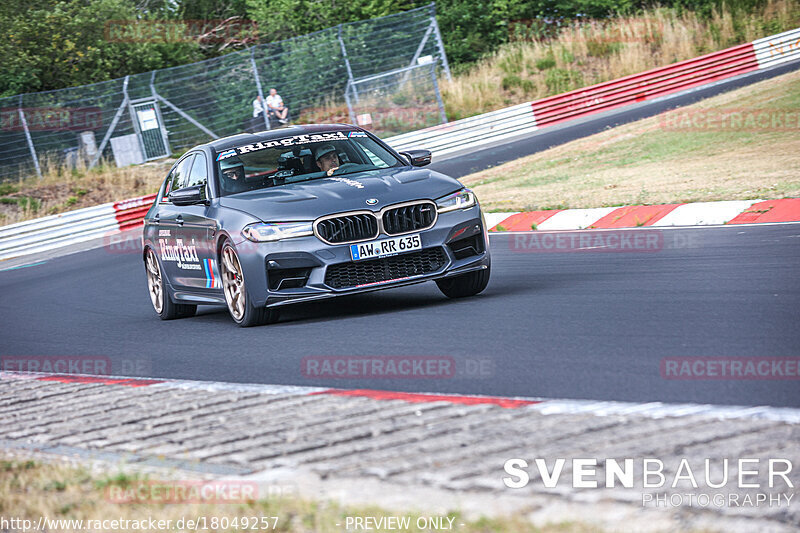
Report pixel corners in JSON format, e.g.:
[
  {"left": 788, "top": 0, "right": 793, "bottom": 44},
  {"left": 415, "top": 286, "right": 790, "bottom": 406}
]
[{"left": 314, "top": 144, "right": 340, "bottom": 176}]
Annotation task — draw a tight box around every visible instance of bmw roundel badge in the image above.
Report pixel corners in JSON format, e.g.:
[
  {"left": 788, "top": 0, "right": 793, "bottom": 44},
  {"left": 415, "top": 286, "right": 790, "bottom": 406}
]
[{"left": 366, "top": 198, "right": 379, "bottom": 205}]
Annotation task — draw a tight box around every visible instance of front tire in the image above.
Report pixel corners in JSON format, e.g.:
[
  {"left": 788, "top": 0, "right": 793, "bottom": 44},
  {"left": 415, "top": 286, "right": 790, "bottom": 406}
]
[
  {"left": 436, "top": 266, "right": 490, "bottom": 298},
  {"left": 220, "top": 241, "right": 279, "bottom": 327},
  {"left": 144, "top": 247, "right": 196, "bottom": 320}
]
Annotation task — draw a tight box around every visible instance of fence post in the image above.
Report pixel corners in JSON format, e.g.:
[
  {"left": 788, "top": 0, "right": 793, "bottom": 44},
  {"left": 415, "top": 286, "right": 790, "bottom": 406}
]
[
  {"left": 150, "top": 71, "right": 172, "bottom": 155},
  {"left": 429, "top": 4, "right": 452, "bottom": 81},
  {"left": 401, "top": 22, "right": 435, "bottom": 86},
  {"left": 250, "top": 46, "right": 271, "bottom": 131},
  {"left": 90, "top": 75, "right": 130, "bottom": 169},
  {"left": 155, "top": 96, "right": 219, "bottom": 139},
  {"left": 17, "top": 95, "right": 42, "bottom": 179},
  {"left": 343, "top": 80, "right": 357, "bottom": 125},
  {"left": 338, "top": 24, "right": 358, "bottom": 103},
  {"left": 430, "top": 64, "right": 448, "bottom": 125}
]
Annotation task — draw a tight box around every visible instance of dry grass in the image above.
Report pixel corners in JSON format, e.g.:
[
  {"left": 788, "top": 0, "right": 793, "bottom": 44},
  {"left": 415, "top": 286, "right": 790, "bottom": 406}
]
[
  {"left": 0, "top": 156, "right": 170, "bottom": 225},
  {"left": 463, "top": 69, "right": 800, "bottom": 211},
  {"left": 442, "top": 0, "right": 800, "bottom": 120},
  {"left": 0, "top": 456, "right": 599, "bottom": 533}
]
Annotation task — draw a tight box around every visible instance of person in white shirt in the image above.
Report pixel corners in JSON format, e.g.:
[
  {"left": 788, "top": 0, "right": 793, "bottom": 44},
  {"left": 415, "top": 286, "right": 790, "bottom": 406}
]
[
  {"left": 252, "top": 95, "right": 265, "bottom": 118},
  {"left": 266, "top": 88, "right": 289, "bottom": 123}
]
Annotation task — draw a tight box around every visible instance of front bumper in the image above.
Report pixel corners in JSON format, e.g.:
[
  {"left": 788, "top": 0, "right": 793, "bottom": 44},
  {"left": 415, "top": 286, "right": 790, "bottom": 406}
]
[{"left": 233, "top": 205, "right": 490, "bottom": 308}]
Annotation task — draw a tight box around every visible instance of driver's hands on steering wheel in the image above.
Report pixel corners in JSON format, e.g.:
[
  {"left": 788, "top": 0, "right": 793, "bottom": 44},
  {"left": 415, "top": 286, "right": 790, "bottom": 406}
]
[{"left": 326, "top": 162, "right": 356, "bottom": 176}]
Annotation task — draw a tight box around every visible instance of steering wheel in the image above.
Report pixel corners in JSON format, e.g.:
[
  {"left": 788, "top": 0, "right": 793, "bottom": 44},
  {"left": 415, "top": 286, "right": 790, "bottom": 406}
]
[{"left": 330, "top": 162, "right": 357, "bottom": 175}]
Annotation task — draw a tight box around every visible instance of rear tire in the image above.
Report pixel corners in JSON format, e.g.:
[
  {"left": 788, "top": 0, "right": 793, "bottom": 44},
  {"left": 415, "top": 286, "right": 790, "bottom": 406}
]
[
  {"left": 144, "top": 247, "right": 197, "bottom": 320},
  {"left": 436, "top": 266, "right": 490, "bottom": 298},
  {"left": 220, "top": 241, "right": 279, "bottom": 327}
]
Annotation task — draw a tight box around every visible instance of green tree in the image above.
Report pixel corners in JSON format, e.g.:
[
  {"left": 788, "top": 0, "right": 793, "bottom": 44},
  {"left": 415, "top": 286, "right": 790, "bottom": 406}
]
[{"left": 0, "top": 0, "right": 201, "bottom": 96}]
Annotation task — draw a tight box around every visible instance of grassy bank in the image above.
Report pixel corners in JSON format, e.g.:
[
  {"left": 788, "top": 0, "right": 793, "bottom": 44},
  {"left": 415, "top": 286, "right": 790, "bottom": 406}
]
[
  {"left": 463, "top": 68, "right": 800, "bottom": 212},
  {"left": 0, "top": 456, "right": 596, "bottom": 533},
  {"left": 442, "top": 0, "right": 799, "bottom": 120}
]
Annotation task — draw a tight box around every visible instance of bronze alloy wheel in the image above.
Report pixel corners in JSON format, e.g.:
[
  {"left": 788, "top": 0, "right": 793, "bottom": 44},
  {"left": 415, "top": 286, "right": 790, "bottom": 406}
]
[
  {"left": 145, "top": 248, "right": 163, "bottom": 313},
  {"left": 221, "top": 243, "right": 246, "bottom": 321}
]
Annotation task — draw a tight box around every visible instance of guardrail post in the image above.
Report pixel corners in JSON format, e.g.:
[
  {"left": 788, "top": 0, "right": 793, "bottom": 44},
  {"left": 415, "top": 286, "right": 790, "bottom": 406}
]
[
  {"left": 18, "top": 95, "right": 42, "bottom": 179},
  {"left": 338, "top": 25, "right": 358, "bottom": 103},
  {"left": 430, "top": 4, "right": 451, "bottom": 81},
  {"left": 250, "top": 46, "right": 271, "bottom": 131}
]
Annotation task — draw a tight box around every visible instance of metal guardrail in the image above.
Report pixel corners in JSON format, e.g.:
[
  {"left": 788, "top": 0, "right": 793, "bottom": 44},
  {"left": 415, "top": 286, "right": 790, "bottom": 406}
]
[
  {"left": 0, "top": 195, "right": 154, "bottom": 260},
  {"left": 1, "top": 27, "right": 798, "bottom": 262},
  {"left": 386, "top": 101, "right": 538, "bottom": 156},
  {"left": 385, "top": 26, "right": 800, "bottom": 158}
]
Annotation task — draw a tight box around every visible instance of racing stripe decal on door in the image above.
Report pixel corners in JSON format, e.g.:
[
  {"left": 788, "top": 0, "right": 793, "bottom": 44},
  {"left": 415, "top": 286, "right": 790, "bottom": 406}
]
[{"left": 203, "top": 258, "right": 218, "bottom": 289}]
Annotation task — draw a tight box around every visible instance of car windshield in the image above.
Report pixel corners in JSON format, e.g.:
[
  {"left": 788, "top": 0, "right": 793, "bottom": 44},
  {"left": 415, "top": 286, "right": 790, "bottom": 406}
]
[{"left": 215, "top": 130, "right": 403, "bottom": 196}]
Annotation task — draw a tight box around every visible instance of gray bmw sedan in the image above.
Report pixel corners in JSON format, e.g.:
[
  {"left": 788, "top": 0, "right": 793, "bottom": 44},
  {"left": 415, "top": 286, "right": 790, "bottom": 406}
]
[{"left": 142, "top": 124, "right": 490, "bottom": 326}]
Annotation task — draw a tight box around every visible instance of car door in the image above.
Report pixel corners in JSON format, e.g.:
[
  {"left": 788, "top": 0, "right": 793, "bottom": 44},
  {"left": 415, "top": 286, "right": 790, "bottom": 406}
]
[
  {"left": 155, "top": 154, "right": 195, "bottom": 286},
  {"left": 168, "top": 151, "right": 220, "bottom": 291}
]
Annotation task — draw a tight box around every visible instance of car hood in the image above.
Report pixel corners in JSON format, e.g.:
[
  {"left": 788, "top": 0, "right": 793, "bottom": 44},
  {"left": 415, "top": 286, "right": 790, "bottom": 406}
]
[{"left": 217, "top": 167, "right": 463, "bottom": 222}]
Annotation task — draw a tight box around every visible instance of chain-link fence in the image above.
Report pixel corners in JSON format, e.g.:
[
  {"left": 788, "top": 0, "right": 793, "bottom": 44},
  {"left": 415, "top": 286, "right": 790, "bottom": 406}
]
[
  {"left": 345, "top": 63, "right": 447, "bottom": 138},
  {"left": 0, "top": 3, "right": 450, "bottom": 182}
]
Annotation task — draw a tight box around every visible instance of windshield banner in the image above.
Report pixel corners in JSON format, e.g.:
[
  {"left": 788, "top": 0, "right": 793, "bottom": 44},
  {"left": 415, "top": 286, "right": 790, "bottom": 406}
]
[{"left": 217, "top": 132, "right": 349, "bottom": 161}]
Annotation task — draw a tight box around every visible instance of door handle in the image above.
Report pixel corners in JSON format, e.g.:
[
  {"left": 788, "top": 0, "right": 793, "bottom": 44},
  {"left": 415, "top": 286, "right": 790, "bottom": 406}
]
[
  {"left": 176, "top": 215, "right": 184, "bottom": 226},
  {"left": 152, "top": 214, "right": 160, "bottom": 224}
]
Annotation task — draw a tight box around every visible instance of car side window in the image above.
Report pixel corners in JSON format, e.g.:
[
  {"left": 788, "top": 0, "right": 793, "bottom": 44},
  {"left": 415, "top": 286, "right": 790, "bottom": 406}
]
[
  {"left": 185, "top": 152, "right": 208, "bottom": 188},
  {"left": 163, "top": 155, "right": 195, "bottom": 201}
]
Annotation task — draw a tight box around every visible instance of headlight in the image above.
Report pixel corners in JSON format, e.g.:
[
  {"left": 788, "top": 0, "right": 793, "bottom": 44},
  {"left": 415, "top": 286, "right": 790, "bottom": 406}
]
[
  {"left": 436, "top": 189, "right": 477, "bottom": 213},
  {"left": 242, "top": 222, "right": 313, "bottom": 242}
]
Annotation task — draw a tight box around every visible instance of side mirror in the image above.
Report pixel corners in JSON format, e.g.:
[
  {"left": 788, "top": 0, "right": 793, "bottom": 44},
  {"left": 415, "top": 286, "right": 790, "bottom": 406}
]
[
  {"left": 169, "top": 185, "right": 207, "bottom": 206},
  {"left": 400, "top": 149, "right": 432, "bottom": 167}
]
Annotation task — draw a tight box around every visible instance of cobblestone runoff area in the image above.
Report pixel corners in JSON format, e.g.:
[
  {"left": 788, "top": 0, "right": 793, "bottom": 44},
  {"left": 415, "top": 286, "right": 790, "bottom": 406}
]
[{"left": 1, "top": 374, "right": 798, "bottom": 533}]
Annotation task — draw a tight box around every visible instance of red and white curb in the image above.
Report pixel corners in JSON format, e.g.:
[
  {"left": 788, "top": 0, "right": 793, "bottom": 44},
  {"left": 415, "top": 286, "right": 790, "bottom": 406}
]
[
  {"left": 4, "top": 371, "right": 799, "bottom": 424},
  {"left": 485, "top": 198, "right": 800, "bottom": 232}
]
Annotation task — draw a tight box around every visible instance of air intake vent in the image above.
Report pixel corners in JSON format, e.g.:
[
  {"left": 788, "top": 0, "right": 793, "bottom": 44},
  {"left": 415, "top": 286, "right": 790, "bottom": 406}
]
[
  {"left": 325, "top": 248, "right": 447, "bottom": 289},
  {"left": 382, "top": 201, "right": 437, "bottom": 235},
  {"left": 315, "top": 213, "right": 379, "bottom": 244}
]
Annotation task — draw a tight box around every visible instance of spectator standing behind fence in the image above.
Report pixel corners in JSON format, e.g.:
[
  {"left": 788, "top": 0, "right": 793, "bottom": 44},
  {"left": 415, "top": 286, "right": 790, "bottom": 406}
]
[{"left": 266, "top": 88, "right": 289, "bottom": 124}]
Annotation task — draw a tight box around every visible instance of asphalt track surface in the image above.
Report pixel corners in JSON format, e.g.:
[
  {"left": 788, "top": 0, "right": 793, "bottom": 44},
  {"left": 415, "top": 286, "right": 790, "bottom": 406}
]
[
  {"left": 3, "top": 61, "right": 800, "bottom": 408},
  {"left": 1, "top": 224, "right": 799, "bottom": 407}
]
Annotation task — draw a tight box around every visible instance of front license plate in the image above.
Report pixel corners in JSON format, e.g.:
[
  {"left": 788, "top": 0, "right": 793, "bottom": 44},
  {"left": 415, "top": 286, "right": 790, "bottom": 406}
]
[{"left": 350, "top": 233, "right": 422, "bottom": 261}]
